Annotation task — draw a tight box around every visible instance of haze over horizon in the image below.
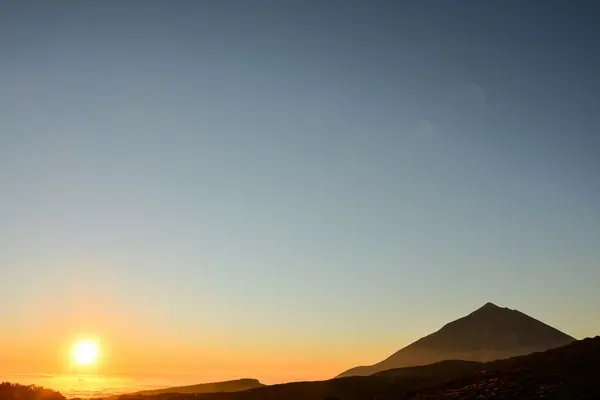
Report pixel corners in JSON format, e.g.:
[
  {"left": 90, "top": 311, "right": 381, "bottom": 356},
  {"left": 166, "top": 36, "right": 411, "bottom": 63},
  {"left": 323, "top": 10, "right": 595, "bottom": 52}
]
[{"left": 1, "top": 0, "right": 599, "bottom": 387}]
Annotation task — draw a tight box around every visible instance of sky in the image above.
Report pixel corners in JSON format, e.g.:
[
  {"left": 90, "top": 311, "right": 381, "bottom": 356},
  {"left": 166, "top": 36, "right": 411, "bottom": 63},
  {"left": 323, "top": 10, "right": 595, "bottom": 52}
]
[{"left": 1, "top": 0, "right": 600, "bottom": 386}]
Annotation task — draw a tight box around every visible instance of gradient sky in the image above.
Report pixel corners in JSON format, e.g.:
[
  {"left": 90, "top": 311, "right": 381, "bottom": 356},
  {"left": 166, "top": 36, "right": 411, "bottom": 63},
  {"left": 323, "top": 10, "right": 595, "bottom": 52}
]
[{"left": 1, "top": 0, "right": 600, "bottom": 384}]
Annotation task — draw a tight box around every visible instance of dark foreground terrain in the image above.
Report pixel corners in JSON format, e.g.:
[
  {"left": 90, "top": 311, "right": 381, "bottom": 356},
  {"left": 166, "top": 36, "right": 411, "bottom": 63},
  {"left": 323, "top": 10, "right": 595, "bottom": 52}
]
[
  {"left": 115, "top": 337, "right": 600, "bottom": 400},
  {"left": 129, "top": 380, "right": 264, "bottom": 396},
  {"left": 0, "top": 383, "right": 65, "bottom": 400},
  {"left": 407, "top": 336, "right": 600, "bottom": 399}
]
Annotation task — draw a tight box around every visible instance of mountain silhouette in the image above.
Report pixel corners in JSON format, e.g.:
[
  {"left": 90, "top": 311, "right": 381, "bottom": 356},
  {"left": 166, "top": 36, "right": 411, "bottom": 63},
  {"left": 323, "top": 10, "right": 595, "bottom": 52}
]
[
  {"left": 408, "top": 336, "right": 600, "bottom": 399},
  {"left": 109, "top": 337, "right": 600, "bottom": 400},
  {"left": 121, "top": 379, "right": 264, "bottom": 397},
  {"left": 337, "top": 302, "right": 575, "bottom": 377}
]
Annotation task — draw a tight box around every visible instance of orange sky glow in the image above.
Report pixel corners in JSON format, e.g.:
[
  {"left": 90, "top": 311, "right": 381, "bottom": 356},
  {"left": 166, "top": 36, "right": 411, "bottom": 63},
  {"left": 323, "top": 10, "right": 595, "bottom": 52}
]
[{"left": 1, "top": 308, "right": 414, "bottom": 384}]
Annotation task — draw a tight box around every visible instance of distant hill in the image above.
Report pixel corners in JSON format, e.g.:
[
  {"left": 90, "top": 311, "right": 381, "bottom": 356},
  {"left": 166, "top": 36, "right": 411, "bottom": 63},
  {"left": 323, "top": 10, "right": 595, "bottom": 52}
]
[
  {"left": 337, "top": 302, "right": 575, "bottom": 377},
  {"left": 118, "top": 376, "right": 403, "bottom": 400},
  {"left": 111, "top": 337, "right": 600, "bottom": 400},
  {"left": 123, "top": 379, "right": 264, "bottom": 396}
]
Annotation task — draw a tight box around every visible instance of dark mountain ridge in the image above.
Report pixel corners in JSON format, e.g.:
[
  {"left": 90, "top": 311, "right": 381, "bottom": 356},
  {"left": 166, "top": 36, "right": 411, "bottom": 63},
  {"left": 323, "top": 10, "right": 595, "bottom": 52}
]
[
  {"left": 406, "top": 336, "right": 600, "bottom": 399},
  {"left": 111, "top": 337, "right": 600, "bottom": 400},
  {"left": 337, "top": 302, "right": 574, "bottom": 377},
  {"left": 373, "top": 359, "right": 485, "bottom": 379},
  {"left": 130, "top": 379, "right": 264, "bottom": 396}
]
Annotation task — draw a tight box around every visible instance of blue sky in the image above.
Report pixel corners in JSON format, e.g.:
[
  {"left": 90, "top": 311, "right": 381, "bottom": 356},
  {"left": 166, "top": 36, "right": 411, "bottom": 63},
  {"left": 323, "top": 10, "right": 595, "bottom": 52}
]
[{"left": 1, "top": 0, "right": 599, "bottom": 381}]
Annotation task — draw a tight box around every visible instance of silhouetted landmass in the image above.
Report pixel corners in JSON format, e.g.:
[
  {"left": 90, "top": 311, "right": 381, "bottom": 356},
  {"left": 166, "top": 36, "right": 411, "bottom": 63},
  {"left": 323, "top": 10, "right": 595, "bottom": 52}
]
[
  {"left": 406, "top": 336, "right": 600, "bottom": 399},
  {"left": 117, "top": 376, "right": 400, "bottom": 400},
  {"left": 337, "top": 302, "right": 575, "bottom": 377},
  {"left": 0, "top": 382, "right": 65, "bottom": 400},
  {"left": 110, "top": 337, "right": 600, "bottom": 400},
  {"left": 130, "top": 379, "right": 264, "bottom": 396},
  {"left": 373, "top": 360, "right": 484, "bottom": 379}
]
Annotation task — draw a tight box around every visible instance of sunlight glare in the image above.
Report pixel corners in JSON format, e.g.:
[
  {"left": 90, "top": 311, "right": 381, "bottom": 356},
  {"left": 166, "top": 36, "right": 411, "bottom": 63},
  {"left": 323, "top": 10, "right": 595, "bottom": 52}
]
[{"left": 72, "top": 341, "right": 99, "bottom": 366}]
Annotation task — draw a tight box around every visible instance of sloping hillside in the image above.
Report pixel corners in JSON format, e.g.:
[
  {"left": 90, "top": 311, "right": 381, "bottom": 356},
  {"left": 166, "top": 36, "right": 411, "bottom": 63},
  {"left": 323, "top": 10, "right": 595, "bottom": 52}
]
[
  {"left": 373, "top": 360, "right": 484, "bottom": 379},
  {"left": 337, "top": 302, "right": 574, "bottom": 377},
  {"left": 112, "top": 338, "right": 600, "bottom": 400},
  {"left": 406, "top": 336, "right": 600, "bottom": 399},
  {"left": 131, "top": 379, "right": 264, "bottom": 396}
]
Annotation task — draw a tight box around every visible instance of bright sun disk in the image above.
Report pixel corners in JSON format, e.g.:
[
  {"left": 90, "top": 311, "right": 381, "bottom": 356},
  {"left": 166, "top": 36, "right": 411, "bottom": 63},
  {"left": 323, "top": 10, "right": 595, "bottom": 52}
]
[{"left": 72, "top": 341, "right": 98, "bottom": 366}]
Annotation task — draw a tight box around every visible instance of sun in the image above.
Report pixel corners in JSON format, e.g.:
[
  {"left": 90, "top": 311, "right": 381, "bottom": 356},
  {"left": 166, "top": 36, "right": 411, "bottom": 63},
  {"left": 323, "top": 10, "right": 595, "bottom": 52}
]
[{"left": 72, "top": 341, "right": 99, "bottom": 366}]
